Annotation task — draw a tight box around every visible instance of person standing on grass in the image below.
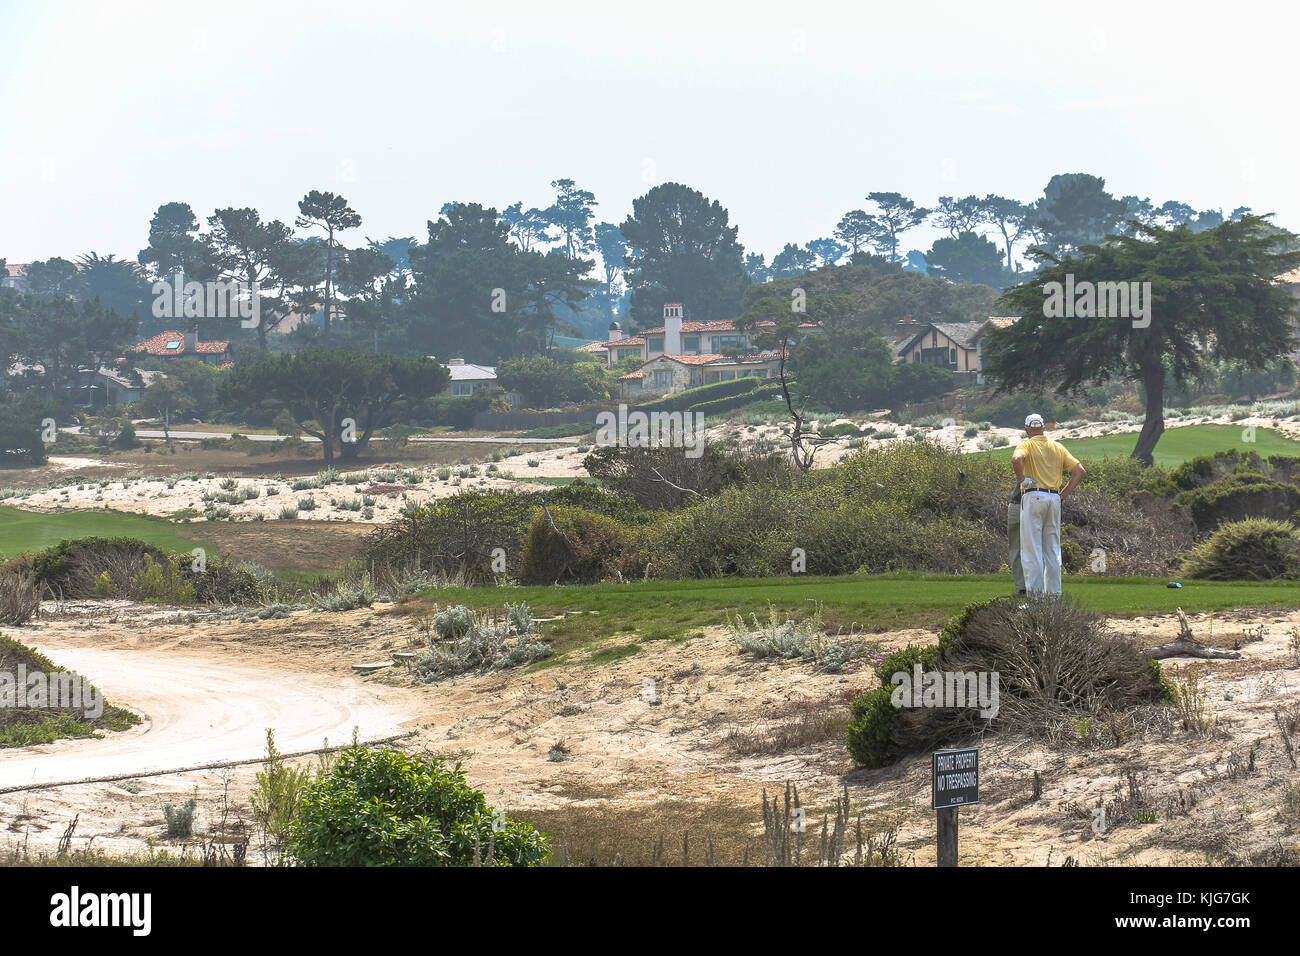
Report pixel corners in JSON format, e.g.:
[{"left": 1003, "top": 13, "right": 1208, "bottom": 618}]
[
  {"left": 1007, "top": 484, "right": 1025, "bottom": 596},
  {"left": 1012, "top": 413, "right": 1086, "bottom": 598}
]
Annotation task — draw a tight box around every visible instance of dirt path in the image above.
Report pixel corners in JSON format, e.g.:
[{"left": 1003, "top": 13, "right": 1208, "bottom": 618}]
[{"left": 0, "top": 641, "right": 416, "bottom": 791}]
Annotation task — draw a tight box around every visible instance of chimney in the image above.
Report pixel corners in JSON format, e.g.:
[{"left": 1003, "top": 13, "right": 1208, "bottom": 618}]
[
  {"left": 607, "top": 320, "right": 623, "bottom": 343},
  {"left": 894, "top": 315, "right": 920, "bottom": 340},
  {"left": 449, "top": 357, "right": 465, "bottom": 366},
  {"left": 663, "top": 302, "right": 683, "bottom": 355},
  {"left": 184, "top": 329, "right": 198, "bottom": 352}
]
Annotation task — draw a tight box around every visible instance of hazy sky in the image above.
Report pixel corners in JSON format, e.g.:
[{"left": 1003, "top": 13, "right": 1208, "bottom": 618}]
[{"left": 1, "top": 0, "right": 1295, "bottom": 265}]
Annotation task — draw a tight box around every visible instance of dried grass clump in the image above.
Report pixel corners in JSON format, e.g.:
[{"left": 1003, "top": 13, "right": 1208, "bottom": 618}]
[{"left": 0, "top": 574, "right": 40, "bottom": 625}]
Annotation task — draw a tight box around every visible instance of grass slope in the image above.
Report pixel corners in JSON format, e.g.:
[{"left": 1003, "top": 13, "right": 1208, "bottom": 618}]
[
  {"left": 0, "top": 506, "right": 203, "bottom": 562},
  {"left": 0, "top": 634, "right": 138, "bottom": 748},
  {"left": 410, "top": 571, "right": 1300, "bottom": 664},
  {"left": 979, "top": 424, "right": 1300, "bottom": 468}
]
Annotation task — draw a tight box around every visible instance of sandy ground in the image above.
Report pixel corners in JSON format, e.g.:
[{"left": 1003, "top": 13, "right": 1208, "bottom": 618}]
[
  {"left": 1, "top": 599, "right": 1297, "bottom": 865},
  {"left": 7, "top": 410, "right": 1296, "bottom": 525}
]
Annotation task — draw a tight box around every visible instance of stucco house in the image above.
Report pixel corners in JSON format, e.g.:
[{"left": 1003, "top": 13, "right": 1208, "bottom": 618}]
[{"left": 581, "top": 302, "right": 819, "bottom": 368}]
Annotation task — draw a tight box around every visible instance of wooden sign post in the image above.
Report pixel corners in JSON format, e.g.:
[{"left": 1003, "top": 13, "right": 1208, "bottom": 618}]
[{"left": 932, "top": 747, "right": 979, "bottom": 867}]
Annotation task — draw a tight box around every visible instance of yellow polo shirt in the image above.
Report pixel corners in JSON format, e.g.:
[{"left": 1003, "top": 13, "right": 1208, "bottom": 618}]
[{"left": 1015, "top": 436, "right": 1080, "bottom": 492}]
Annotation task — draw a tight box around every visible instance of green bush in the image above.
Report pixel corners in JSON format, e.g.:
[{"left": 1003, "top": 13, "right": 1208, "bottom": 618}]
[
  {"left": 132, "top": 553, "right": 196, "bottom": 605},
  {"left": 964, "top": 392, "right": 1078, "bottom": 429},
  {"left": 416, "top": 394, "right": 494, "bottom": 430},
  {"left": 688, "top": 384, "right": 782, "bottom": 418},
  {"left": 1080, "top": 456, "right": 1176, "bottom": 500},
  {"left": 845, "top": 687, "right": 899, "bottom": 768},
  {"left": 1169, "top": 448, "right": 1264, "bottom": 491},
  {"left": 1177, "top": 472, "right": 1300, "bottom": 532},
  {"left": 163, "top": 798, "right": 197, "bottom": 838},
  {"left": 286, "top": 747, "right": 549, "bottom": 866},
  {"left": 518, "top": 506, "right": 632, "bottom": 585},
  {"left": 363, "top": 485, "right": 651, "bottom": 582},
  {"left": 0, "top": 393, "right": 51, "bottom": 466},
  {"left": 1177, "top": 518, "right": 1300, "bottom": 580},
  {"left": 364, "top": 491, "right": 538, "bottom": 582},
  {"left": 582, "top": 443, "right": 776, "bottom": 511},
  {"left": 112, "top": 421, "right": 140, "bottom": 449},
  {"left": 16, "top": 537, "right": 261, "bottom": 604},
  {"left": 635, "top": 443, "right": 1007, "bottom": 578}
]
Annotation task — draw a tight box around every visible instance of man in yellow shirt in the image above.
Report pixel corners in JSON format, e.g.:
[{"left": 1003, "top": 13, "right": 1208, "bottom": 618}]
[{"left": 1011, "top": 413, "right": 1086, "bottom": 597}]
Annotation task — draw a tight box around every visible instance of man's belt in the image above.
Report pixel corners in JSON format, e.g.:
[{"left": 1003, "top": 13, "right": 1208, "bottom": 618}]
[{"left": 1027, "top": 487, "right": 1060, "bottom": 495}]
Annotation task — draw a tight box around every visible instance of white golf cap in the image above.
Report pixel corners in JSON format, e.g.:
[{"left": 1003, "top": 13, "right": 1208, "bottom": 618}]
[{"left": 1025, "top": 413, "right": 1045, "bottom": 428}]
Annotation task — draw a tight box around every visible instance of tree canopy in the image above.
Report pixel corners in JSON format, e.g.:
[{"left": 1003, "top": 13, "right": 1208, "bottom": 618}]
[{"left": 984, "top": 215, "right": 1300, "bottom": 464}]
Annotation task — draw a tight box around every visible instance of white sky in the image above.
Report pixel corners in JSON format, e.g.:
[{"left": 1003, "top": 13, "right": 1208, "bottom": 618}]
[{"left": 0, "top": 0, "right": 1295, "bottom": 264}]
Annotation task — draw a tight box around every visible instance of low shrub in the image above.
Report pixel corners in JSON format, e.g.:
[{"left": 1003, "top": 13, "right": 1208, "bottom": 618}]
[
  {"left": 846, "top": 598, "right": 1165, "bottom": 767},
  {"left": 250, "top": 729, "right": 315, "bottom": 847},
  {"left": 163, "top": 797, "right": 197, "bottom": 838},
  {"left": 729, "top": 605, "right": 863, "bottom": 673},
  {"left": 0, "top": 574, "right": 39, "bottom": 625},
  {"left": 518, "top": 505, "right": 632, "bottom": 585},
  {"left": 413, "top": 603, "right": 549, "bottom": 680},
  {"left": 0, "top": 633, "right": 138, "bottom": 747},
  {"left": 1177, "top": 518, "right": 1300, "bottom": 580},
  {"left": 1177, "top": 472, "right": 1300, "bottom": 532},
  {"left": 1168, "top": 448, "right": 1264, "bottom": 491},
  {"left": 15, "top": 537, "right": 261, "bottom": 605},
  {"left": 286, "top": 747, "right": 549, "bottom": 866}
]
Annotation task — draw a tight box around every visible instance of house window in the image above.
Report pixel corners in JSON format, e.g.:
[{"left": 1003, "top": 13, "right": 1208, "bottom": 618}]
[
  {"left": 452, "top": 382, "right": 474, "bottom": 396},
  {"left": 653, "top": 370, "right": 672, "bottom": 387},
  {"left": 713, "top": 335, "right": 741, "bottom": 351},
  {"left": 950, "top": 348, "right": 957, "bottom": 364},
  {"left": 618, "top": 348, "right": 640, "bottom": 361},
  {"left": 648, "top": 337, "right": 664, "bottom": 352},
  {"left": 683, "top": 336, "right": 699, "bottom": 352}
]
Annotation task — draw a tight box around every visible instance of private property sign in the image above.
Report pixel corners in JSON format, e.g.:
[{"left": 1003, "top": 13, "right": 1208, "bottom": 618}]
[{"left": 932, "top": 748, "right": 979, "bottom": 809}]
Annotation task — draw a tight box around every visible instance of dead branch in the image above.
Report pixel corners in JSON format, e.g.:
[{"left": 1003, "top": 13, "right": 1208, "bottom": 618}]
[
  {"left": 1145, "top": 608, "right": 1243, "bottom": 660},
  {"left": 648, "top": 466, "right": 704, "bottom": 498}
]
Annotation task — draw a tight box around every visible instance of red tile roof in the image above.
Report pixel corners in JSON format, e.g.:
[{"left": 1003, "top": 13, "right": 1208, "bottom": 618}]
[{"left": 131, "top": 331, "right": 232, "bottom": 357}]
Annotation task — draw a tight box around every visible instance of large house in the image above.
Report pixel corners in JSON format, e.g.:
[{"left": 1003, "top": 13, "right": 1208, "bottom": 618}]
[
  {"left": 890, "top": 316, "right": 1016, "bottom": 384},
  {"left": 579, "top": 302, "right": 820, "bottom": 368},
  {"left": 618, "top": 351, "right": 783, "bottom": 398},
  {"left": 580, "top": 302, "right": 812, "bottom": 398},
  {"left": 1, "top": 263, "right": 29, "bottom": 293},
  {"left": 131, "top": 330, "right": 234, "bottom": 366}
]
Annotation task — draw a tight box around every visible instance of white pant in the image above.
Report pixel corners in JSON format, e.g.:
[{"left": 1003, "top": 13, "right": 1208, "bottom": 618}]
[{"left": 1019, "top": 490, "right": 1061, "bottom": 596}]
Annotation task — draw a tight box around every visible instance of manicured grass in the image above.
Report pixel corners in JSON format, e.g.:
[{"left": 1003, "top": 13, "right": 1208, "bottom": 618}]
[
  {"left": 978, "top": 424, "right": 1300, "bottom": 468},
  {"left": 411, "top": 571, "right": 1300, "bottom": 662},
  {"left": 0, "top": 506, "right": 203, "bottom": 560}
]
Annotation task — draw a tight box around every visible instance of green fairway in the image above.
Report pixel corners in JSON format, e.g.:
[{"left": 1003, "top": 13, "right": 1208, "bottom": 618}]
[
  {"left": 978, "top": 423, "right": 1300, "bottom": 468},
  {"left": 416, "top": 571, "right": 1300, "bottom": 661},
  {"left": 0, "top": 506, "right": 203, "bottom": 560}
]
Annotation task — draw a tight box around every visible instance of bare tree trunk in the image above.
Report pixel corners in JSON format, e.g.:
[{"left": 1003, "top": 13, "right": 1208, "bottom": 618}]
[{"left": 1130, "top": 363, "right": 1166, "bottom": 466}]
